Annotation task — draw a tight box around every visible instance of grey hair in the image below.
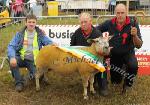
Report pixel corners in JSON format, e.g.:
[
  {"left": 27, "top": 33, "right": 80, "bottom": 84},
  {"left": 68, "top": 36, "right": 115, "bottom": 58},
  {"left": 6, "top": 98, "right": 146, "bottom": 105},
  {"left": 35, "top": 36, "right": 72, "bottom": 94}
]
[{"left": 78, "top": 12, "right": 92, "bottom": 20}]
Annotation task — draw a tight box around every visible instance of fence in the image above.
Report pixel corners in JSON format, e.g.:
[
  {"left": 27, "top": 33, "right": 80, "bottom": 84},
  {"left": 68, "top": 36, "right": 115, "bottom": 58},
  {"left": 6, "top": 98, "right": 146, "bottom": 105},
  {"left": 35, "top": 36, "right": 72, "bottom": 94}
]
[
  {"left": 1, "top": 0, "right": 150, "bottom": 17},
  {"left": 48, "top": 0, "right": 150, "bottom": 16}
]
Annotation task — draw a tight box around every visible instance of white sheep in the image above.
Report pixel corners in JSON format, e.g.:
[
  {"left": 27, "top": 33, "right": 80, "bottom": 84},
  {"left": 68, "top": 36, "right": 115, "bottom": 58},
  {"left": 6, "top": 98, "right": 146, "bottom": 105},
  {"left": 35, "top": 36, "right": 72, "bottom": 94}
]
[{"left": 35, "top": 37, "right": 110, "bottom": 100}]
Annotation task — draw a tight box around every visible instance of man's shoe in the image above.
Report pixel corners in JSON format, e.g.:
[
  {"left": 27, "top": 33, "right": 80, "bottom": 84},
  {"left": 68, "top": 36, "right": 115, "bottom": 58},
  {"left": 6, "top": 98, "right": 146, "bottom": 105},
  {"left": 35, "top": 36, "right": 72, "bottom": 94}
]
[{"left": 15, "top": 83, "right": 23, "bottom": 92}]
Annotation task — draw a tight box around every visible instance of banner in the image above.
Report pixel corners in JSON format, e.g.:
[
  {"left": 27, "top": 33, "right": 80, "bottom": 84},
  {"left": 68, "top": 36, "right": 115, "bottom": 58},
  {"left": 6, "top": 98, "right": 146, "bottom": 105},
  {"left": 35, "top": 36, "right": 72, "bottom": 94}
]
[
  {"left": 135, "top": 25, "right": 150, "bottom": 75},
  {"left": 38, "top": 25, "right": 150, "bottom": 75},
  {"left": 56, "top": 46, "right": 105, "bottom": 72}
]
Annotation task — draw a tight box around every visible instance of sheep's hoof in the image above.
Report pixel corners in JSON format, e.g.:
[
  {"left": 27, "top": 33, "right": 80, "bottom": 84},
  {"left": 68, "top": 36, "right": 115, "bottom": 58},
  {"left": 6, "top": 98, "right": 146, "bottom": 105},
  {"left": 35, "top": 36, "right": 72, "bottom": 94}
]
[
  {"left": 42, "top": 80, "right": 50, "bottom": 86},
  {"left": 83, "top": 95, "right": 89, "bottom": 100},
  {"left": 90, "top": 90, "right": 96, "bottom": 94},
  {"left": 36, "top": 87, "right": 40, "bottom": 91}
]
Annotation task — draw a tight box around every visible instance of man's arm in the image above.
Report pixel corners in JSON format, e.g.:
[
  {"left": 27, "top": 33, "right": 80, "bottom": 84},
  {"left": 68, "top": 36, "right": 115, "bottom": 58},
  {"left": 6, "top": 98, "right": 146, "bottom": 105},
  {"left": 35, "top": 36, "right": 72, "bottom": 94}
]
[
  {"left": 131, "top": 25, "right": 143, "bottom": 49},
  {"left": 41, "top": 35, "right": 53, "bottom": 46},
  {"left": 96, "top": 20, "right": 110, "bottom": 33},
  {"left": 7, "top": 33, "right": 20, "bottom": 67},
  {"left": 70, "top": 32, "right": 77, "bottom": 46},
  {"left": 7, "top": 33, "right": 20, "bottom": 59}
]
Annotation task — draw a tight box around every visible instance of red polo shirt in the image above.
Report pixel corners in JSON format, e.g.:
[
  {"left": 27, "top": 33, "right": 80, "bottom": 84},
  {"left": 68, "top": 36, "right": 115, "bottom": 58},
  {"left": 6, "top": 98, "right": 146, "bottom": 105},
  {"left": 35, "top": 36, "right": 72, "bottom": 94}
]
[{"left": 111, "top": 16, "right": 130, "bottom": 31}]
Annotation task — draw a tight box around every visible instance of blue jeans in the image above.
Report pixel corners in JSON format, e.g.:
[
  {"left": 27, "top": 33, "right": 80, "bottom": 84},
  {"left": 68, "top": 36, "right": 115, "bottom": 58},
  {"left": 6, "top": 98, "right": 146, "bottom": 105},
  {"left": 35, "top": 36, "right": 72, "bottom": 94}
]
[{"left": 9, "top": 56, "right": 36, "bottom": 85}]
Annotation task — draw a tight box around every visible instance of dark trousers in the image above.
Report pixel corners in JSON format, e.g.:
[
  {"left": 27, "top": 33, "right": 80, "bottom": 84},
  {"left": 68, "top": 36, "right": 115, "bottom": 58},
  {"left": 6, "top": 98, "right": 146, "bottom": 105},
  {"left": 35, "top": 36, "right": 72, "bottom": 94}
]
[
  {"left": 9, "top": 56, "right": 36, "bottom": 85},
  {"left": 110, "top": 53, "right": 138, "bottom": 87},
  {"left": 94, "top": 71, "right": 108, "bottom": 90}
]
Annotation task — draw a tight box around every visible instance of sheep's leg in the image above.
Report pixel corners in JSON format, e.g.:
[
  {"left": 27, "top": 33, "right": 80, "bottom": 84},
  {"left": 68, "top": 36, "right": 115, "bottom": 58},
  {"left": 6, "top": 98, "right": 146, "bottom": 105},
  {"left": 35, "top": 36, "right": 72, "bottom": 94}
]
[
  {"left": 35, "top": 74, "right": 40, "bottom": 91},
  {"left": 89, "top": 74, "right": 96, "bottom": 94},
  {"left": 82, "top": 75, "right": 90, "bottom": 100},
  {"left": 35, "top": 68, "right": 43, "bottom": 91},
  {"left": 42, "top": 71, "right": 49, "bottom": 85}
]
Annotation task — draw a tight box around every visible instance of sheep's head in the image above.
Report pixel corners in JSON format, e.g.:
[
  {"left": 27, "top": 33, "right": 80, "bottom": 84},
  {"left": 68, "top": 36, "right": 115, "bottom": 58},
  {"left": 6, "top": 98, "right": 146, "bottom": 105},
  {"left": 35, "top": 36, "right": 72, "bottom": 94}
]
[{"left": 87, "top": 36, "right": 111, "bottom": 56}]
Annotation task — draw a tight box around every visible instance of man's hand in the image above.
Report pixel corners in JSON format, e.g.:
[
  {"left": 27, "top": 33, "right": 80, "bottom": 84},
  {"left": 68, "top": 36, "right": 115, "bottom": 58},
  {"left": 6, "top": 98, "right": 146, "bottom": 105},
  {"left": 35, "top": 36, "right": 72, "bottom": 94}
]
[
  {"left": 10, "top": 58, "right": 17, "bottom": 67},
  {"left": 131, "top": 26, "right": 143, "bottom": 48},
  {"left": 131, "top": 26, "right": 138, "bottom": 37}
]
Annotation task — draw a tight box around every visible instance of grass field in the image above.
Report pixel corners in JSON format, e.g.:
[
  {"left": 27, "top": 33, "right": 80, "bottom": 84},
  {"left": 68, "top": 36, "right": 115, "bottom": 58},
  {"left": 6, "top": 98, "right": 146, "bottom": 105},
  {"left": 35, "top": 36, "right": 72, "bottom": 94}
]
[{"left": 0, "top": 18, "right": 150, "bottom": 105}]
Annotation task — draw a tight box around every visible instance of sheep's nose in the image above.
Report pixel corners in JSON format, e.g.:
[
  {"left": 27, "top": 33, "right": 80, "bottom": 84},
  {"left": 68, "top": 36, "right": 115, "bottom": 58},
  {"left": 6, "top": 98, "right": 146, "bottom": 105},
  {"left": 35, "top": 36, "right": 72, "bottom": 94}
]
[
  {"left": 104, "top": 46, "right": 109, "bottom": 50},
  {"left": 103, "top": 46, "right": 110, "bottom": 54}
]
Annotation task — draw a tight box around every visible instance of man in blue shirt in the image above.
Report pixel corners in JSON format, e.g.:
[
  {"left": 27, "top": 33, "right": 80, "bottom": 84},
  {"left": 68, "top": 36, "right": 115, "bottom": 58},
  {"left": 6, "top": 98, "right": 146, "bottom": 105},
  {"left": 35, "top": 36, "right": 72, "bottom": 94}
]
[{"left": 7, "top": 14, "right": 54, "bottom": 92}]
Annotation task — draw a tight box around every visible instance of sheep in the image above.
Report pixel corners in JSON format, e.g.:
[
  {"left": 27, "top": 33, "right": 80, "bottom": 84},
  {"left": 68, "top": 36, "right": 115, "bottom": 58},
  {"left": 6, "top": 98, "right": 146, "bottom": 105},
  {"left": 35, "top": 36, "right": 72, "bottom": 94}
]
[{"left": 35, "top": 37, "right": 110, "bottom": 100}]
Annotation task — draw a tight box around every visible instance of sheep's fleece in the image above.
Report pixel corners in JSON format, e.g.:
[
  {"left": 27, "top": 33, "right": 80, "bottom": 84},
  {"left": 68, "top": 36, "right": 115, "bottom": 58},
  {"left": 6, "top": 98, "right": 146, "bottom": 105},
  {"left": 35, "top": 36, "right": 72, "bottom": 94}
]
[{"left": 35, "top": 37, "right": 110, "bottom": 100}]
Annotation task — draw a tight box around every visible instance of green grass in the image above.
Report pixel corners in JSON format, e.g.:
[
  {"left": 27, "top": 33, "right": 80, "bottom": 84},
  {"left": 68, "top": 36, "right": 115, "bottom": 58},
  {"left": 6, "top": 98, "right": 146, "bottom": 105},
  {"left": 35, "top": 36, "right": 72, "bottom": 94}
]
[
  {"left": 0, "top": 68, "right": 150, "bottom": 105},
  {"left": 0, "top": 18, "right": 150, "bottom": 105}
]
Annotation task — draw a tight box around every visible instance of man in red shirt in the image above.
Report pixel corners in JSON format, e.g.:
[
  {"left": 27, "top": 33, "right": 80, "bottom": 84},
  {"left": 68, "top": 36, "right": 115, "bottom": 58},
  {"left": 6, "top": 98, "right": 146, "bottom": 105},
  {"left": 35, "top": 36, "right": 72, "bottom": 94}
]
[
  {"left": 97, "top": 3, "right": 143, "bottom": 94},
  {"left": 71, "top": 12, "right": 109, "bottom": 96}
]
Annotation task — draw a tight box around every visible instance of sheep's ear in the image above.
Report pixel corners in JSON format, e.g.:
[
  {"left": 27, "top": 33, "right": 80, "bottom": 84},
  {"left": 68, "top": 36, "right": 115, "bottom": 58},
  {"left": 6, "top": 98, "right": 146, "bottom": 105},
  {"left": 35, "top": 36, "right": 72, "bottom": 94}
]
[
  {"left": 103, "top": 36, "right": 112, "bottom": 40},
  {"left": 87, "top": 38, "right": 98, "bottom": 44},
  {"left": 87, "top": 39, "right": 93, "bottom": 44}
]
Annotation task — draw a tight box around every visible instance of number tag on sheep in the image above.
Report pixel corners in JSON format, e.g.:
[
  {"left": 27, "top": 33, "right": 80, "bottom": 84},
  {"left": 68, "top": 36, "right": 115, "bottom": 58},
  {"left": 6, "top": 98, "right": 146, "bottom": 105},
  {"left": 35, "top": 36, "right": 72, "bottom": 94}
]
[{"left": 35, "top": 36, "right": 111, "bottom": 100}]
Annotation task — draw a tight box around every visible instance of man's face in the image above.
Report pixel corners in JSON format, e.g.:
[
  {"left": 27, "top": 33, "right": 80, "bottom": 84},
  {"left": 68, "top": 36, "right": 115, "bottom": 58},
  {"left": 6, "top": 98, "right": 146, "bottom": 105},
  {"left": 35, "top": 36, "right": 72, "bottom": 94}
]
[
  {"left": 79, "top": 16, "right": 92, "bottom": 31},
  {"left": 25, "top": 19, "right": 37, "bottom": 32},
  {"left": 115, "top": 6, "right": 127, "bottom": 24}
]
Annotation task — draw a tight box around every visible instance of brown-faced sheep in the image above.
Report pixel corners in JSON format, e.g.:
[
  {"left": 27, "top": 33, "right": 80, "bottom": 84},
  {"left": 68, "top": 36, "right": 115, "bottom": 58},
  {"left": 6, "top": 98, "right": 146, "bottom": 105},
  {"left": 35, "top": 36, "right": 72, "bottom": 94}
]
[{"left": 35, "top": 37, "right": 110, "bottom": 100}]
